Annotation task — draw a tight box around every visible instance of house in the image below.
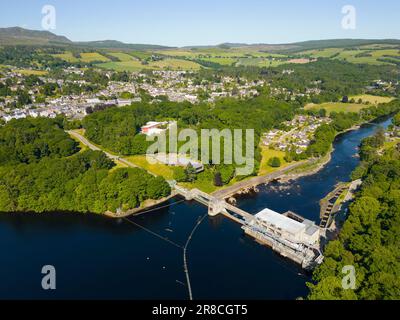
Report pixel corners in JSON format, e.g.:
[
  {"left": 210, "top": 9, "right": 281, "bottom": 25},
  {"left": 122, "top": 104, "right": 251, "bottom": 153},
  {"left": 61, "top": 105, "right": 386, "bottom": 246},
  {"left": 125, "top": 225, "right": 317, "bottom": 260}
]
[{"left": 141, "top": 121, "right": 169, "bottom": 136}]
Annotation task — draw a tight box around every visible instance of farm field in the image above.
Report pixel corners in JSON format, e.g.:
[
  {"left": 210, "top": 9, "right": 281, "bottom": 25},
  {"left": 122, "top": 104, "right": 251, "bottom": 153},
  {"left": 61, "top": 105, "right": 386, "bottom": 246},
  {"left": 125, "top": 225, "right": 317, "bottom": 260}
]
[
  {"left": 302, "top": 47, "right": 400, "bottom": 65},
  {"left": 151, "top": 58, "right": 201, "bottom": 70},
  {"left": 304, "top": 102, "right": 371, "bottom": 114},
  {"left": 98, "top": 58, "right": 201, "bottom": 71},
  {"left": 199, "top": 57, "right": 237, "bottom": 65},
  {"left": 349, "top": 94, "right": 395, "bottom": 105},
  {"left": 53, "top": 51, "right": 110, "bottom": 63},
  {"left": 79, "top": 52, "right": 110, "bottom": 62},
  {"left": 15, "top": 69, "right": 48, "bottom": 75},
  {"left": 106, "top": 52, "right": 136, "bottom": 61},
  {"left": 97, "top": 60, "right": 144, "bottom": 71}
]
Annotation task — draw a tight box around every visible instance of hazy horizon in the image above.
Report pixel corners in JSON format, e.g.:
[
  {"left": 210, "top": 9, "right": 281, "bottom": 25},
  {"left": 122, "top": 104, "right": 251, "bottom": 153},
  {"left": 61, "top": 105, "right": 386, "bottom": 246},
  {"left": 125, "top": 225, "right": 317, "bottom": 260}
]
[{"left": 1, "top": 0, "right": 400, "bottom": 47}]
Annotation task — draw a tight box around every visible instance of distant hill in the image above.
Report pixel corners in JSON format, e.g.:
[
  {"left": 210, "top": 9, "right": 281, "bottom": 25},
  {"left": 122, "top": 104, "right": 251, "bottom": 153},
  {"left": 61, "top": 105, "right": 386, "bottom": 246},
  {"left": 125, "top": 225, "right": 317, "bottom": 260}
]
[
  {"left": 0, "top": 27, "right": 399, "bottom": 53},
  {"left": 75, "top": 40, "right": 172, "bottom": 50},
  {"left": 286, "top": 39, "right": 400, "bottom": 52},
  {"left": 0, "top": 27, "right": 71, "bottom": 45}
]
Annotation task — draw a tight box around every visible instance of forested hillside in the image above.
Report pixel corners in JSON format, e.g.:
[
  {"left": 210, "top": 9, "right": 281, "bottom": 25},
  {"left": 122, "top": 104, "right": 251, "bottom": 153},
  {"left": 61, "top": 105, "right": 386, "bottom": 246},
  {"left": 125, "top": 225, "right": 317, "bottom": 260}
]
[
  {"left": 308, "top": 124, "right": 400, "bottom": 300},
  {"left": 0, "top": 118, "right": 171, "bottom": 214}
]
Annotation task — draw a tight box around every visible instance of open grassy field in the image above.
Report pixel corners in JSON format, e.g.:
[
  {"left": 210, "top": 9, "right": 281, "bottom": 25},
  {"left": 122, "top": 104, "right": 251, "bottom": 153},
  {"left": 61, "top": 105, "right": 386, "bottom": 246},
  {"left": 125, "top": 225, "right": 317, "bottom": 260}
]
[
  {"left": 301, "top": 47, "right": 400, "bottom": 65},
  {"left": 98, "top": 58, "right": 201, "bottom": 71},
  {"left": 151, "top": 58, "right": 201, "bottom": 70},
  {"left": 16, "top": 69, "right": 48, "bottom": 76},
  {"left": 97, "top": 60, "right": 144, "bottom": 72},
  {"left": 259, "top": 146, "right": 290, "bottom": 175},
  {"left": 107, "top": 52, "right": 136, "bottom": 61},
  {"left": 53, "top": 52, "right": 80, "bottom": 63},
  {"left": 79, "top": 52, "right": 110, "bottom": 62},
  {"left": 302, "top": 48, "right": 343, "bottom": 58},
  {"left": 124, "top": 155, "right": 175, "bottom": 180},
  {"left": 200, "top": 57, "right": 237, "bottom": 65},
  {"left": 305, "top": 102, "right": 370, "bottom": 114},
  {"left": 53, "top": 51, "right": 110, "bottom": 63},
  {"left": 236, "top": 57, "right": 289, "bottom": 68},
  {"left": 350, "top": 94, "right": 395, "bottom": 105}
]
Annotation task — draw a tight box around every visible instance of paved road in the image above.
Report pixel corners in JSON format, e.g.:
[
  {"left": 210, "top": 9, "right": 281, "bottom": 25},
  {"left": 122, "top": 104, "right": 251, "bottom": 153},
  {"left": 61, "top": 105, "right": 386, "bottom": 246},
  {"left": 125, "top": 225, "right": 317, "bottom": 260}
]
[
  {"left": 211, "top": 161, "right": 308, "bottom": 199},
  {"left": 67, "top": 130, "right": 141, "bottom": 170}
]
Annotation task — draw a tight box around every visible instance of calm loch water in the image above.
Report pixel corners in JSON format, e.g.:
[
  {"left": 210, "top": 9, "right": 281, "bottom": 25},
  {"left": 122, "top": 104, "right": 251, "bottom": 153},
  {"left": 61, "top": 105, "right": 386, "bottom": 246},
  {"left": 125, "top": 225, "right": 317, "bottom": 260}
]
[{"left": 0, "top": 118, "right": 391, "bottom": 299}]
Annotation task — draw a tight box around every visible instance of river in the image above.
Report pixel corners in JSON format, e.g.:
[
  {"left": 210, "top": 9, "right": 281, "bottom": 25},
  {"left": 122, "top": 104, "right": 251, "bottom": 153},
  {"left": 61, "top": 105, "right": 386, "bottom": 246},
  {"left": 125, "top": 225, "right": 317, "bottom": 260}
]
[{"left": 0, "top": 117, "right": 392, "bottom": 300}]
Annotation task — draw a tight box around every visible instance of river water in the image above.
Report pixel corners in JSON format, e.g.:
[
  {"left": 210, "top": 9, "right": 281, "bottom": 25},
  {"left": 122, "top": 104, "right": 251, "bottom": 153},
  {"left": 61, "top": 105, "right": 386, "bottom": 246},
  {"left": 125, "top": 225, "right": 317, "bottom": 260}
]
[{"left": 0, "top": 117, "right": 392, "bottom": 300}]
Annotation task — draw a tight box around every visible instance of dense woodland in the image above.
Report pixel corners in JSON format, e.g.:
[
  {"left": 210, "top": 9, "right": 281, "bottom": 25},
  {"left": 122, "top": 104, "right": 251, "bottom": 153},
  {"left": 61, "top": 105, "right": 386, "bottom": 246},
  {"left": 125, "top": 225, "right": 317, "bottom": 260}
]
[
  {"left": 0, "top": 118, "right": 171, "bottom": 214},
  {"left": 82, "top": 95, "right": 299, "bottom": 185},
  {"left": 308, "top": 123, "right": 400, "bottom": 299},
  {"left": 298, "top": 100, "right": 400, "bottom": 160}
]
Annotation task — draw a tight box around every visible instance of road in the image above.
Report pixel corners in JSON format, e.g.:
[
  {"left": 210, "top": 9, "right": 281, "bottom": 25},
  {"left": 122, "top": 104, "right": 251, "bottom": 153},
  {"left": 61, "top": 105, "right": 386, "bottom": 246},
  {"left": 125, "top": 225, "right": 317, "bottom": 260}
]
[
  {"left": 212, "top": 160, "right": 308, "bottom": 199},
  {"left": 67, "top": 130, "right": 141, "bottom": 170}
]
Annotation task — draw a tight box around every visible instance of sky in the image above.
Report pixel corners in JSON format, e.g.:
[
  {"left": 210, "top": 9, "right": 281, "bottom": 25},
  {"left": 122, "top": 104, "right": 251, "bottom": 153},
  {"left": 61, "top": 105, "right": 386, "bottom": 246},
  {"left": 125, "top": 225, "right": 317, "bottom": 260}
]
[{"left": 1, "top": 0, "right": 400, "bottom": 46}]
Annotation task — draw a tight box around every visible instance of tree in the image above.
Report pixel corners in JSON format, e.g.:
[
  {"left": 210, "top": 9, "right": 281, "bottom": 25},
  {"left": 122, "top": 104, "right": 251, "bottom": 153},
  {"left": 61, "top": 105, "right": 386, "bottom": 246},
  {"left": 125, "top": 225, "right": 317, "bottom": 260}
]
[
  {"left": 185, "top": 163, "right": 197, "bottom": 182},
  {"left": 214, "top": 172, "right": 223, "bottom": 187},
  {"left": 173, "top": 167, "right": 187, "bottom": 182},
  {"left": 268, "top": 157, "right": 281, "bottom": 168}
]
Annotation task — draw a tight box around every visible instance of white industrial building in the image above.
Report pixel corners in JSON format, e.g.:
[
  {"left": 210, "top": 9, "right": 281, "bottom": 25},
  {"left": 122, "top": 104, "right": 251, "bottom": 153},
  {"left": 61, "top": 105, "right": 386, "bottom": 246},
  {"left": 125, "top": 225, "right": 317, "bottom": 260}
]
[{"left": 253, "top": 208, "right": 320, "bottom": 246}]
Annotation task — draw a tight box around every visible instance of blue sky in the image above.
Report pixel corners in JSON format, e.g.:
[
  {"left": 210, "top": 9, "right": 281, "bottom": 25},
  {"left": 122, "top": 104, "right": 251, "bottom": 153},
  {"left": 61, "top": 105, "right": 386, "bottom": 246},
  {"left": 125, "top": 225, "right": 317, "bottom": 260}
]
[{"left": 1, "top": 0, "right": 399, "bottom": 46}]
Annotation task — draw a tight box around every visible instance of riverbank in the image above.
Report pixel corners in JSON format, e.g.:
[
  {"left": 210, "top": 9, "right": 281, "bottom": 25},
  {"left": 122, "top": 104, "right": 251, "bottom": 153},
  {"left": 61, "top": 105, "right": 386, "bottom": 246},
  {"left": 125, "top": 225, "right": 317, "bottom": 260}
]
[{"left": 103, "top": 194, "right": 177, "bottom": 218}]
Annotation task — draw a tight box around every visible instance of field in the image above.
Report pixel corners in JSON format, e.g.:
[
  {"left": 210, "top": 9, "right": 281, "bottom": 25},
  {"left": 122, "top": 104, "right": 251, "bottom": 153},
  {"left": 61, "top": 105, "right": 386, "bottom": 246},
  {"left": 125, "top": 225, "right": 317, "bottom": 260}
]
[
  {"left": 98, "top": 58, "right": 202, "bottom": 71},
  {"left": 259, "top": 147, "right": 289, "bottom": 175},
  {"left": 349, "top": 94, "right": 395, "bottom": 105},
  {"left": 150, "top": 58, "right": 201, "bottom": 70},
  {"left": 97, "top": 60, "right": 144, "bottom": 72},
  {"left": 305, "top": 102, "right": 370, "bottom": 114},
  {"left": 53, "top": 51, "right": 110, "bottom": 63},
  {"left": 79, "top": 52, "right": 110, "bottom": 62},
  {"left": 302, "top": 47, "right": 400, "bottom": 65},
  {"left": 124, "top": 155, "right": 175, "bottom": 180},
  {"left": 15, "top": 69, "right": 48, "bottom": 75},
  {"left": 107, "top": 52, "right": 137, "bottom": 61}
]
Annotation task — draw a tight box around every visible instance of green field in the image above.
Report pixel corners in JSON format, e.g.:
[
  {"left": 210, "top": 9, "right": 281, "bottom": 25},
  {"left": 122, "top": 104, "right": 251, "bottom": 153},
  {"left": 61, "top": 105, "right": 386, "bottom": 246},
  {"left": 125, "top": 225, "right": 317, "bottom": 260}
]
[
  {"left": 106, "top": 52, "right": 136, "bottom": 61},
  {"left": 259, "top": 146, "right": 290, "bottom": 175},
  {"left": 16, "top": 69, "right": 48, "bottom": 76},
  {"left": 302, "top": 47, "right": 400, "bottom": 65},
  {"left": 350, "top": 94, "right": 395, "bottom": 105},
  {"left": 305, "top": 102, "right": 370, "bottom": 114},
  {"left": 53, "top": 51, "right": 110, "bottom": 63},
  {"left": 125, "top": 155, "right": 175, "bottom": 180},
  {"left": 98, "top": 58, "right": 201, "bottom": 71},
  {"left": 79, "top": 52, "right": 110, "bottom": 62}
]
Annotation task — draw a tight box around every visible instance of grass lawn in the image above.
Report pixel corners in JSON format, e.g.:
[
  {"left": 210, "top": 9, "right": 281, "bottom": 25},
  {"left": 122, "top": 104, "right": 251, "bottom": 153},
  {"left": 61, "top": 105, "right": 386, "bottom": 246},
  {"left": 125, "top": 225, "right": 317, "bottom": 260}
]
[
  {"left": 200, "top": 57, "right": 237, "bottom": 65},
  {"left": 79, "top": 52, "right": 110, "bottom": 63},
  {"left": 16, "top": 69, "right": 48, "bottom": 76},
  {"left": 150, "top": 58, "right": 201, "bottom": 70},
  {"left": 53, "top": 52, "right": 79, "bottom": 63},
  {"left": 304, "top": 102, "right": 370, "bottom": 115},
  {"left": 107, "top": 52, "right": 136, "bottom": 61},
  {"left": 259, "top": 146, "right": 290, "bottom": 175},
  {"left": 97, "top": 60, "right": 145, "bottom": 72},
  {"left": 98, "top": 58, "right": 201, "bottom": 71},
  {"left": 124, "top": 155, "right": 175, "bottom": 180},
  {"left": 53, "top": 52, "right": 110, "bottom": 63},
  {"left": 350, "top": 94, "right": 395, "bottom": 105}
]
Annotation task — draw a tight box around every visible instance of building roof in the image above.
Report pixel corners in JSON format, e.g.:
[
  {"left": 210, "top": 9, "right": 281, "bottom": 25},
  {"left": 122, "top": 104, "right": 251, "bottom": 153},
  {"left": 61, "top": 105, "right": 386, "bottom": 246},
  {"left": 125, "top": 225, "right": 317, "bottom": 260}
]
[{"left": 255, "top": 208, "right": 306, "bottom": 235}]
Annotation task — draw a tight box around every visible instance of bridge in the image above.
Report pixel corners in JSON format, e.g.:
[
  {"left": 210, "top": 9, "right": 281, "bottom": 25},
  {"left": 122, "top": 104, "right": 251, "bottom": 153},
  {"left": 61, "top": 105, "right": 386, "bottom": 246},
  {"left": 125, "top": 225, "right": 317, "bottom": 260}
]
[
  {"left": 69, "top": 129, "right": 323, "bottom": 269},
  {"left": 174, "top": 184, "right": 323, "bottom": 270},
  {"left": 174, "top": 185, "right": 255, "bottom": 225}
]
